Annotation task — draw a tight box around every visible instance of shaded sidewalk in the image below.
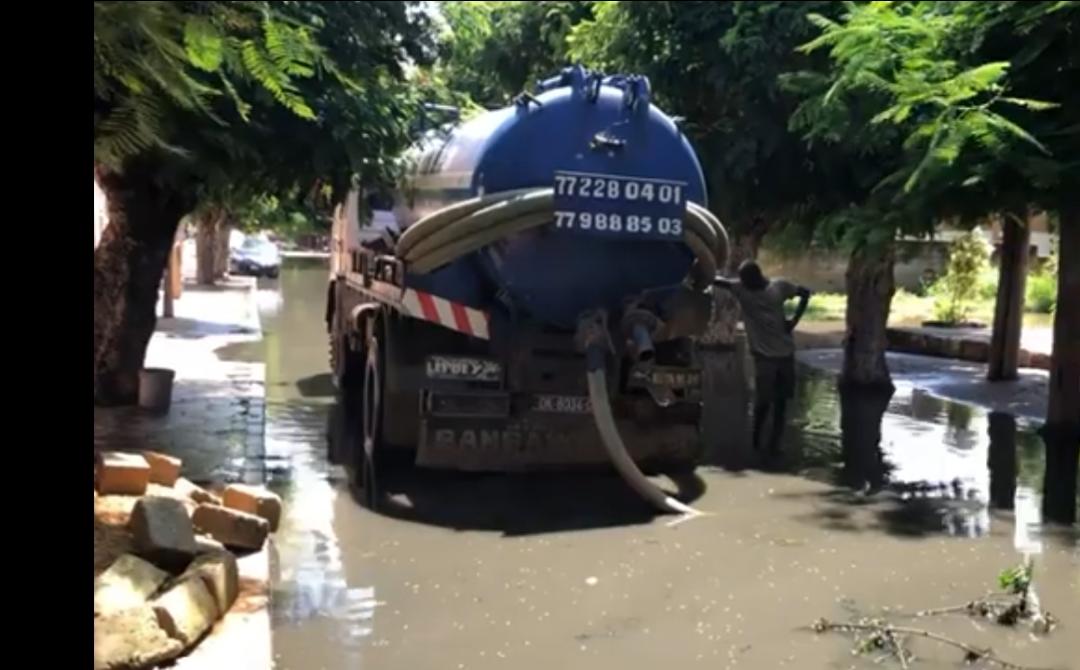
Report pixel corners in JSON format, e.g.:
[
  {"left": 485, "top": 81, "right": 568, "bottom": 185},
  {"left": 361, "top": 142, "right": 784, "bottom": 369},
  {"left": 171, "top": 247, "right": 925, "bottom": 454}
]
[
  {"left": 93, "top": 276, "right": 273, "bottom": 670},
  {"left": 94, "top": 277, "right": 268, "bottom": 486}
]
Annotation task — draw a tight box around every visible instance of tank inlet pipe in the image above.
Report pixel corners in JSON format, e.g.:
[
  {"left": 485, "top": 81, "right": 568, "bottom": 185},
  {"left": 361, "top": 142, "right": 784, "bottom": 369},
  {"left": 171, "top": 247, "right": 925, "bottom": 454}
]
[{"left": 584, "top": 343, "right": 708, "bottom": 525}]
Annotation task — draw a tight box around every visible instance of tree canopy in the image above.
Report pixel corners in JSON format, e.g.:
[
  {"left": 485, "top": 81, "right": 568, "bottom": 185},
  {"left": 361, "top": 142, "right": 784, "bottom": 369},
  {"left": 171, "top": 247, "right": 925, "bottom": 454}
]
[
  {"left": 437, "top": 1, "right": 595, "bottom": 109},
  {"left": 94, "top": 0, "right": 439, "bottom": 206},
  {"left": 568, "top": 1, "right": 870, "bottom": 256},
  {"left": 789, "top": 1, "right": 1079, "bottom": 231}
]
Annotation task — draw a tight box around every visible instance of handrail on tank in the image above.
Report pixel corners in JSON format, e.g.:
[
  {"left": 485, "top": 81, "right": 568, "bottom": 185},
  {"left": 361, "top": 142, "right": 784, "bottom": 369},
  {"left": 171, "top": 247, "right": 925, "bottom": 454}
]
[{"left": 535, "top": 66, "right": 652, "bottom": 114}]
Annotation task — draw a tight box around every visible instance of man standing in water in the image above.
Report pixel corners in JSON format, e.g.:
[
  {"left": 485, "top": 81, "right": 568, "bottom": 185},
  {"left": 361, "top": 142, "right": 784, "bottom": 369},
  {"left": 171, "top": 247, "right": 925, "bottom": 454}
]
[{"left": 714, "top": 261, "right": 812, "bottom": 466}]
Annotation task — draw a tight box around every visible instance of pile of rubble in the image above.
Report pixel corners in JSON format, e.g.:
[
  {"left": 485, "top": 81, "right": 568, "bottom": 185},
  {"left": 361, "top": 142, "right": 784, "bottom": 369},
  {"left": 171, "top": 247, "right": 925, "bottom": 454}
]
[{"left": 94, "top": 450, "right": 281, "bottom": 670}]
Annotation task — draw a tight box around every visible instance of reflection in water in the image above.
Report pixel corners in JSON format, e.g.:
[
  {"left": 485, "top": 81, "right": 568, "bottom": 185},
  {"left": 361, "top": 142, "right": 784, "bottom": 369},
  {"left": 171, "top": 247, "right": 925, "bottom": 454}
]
[
  {"left": 233, "top": 263, "right": 386, "bottom": 664},
  {"left": 253, "top": 260, "right": 1077, "bottom": 670},
  {"left": 838, "top": 383, "right": 893, "bottom": 493},
  {"left": 988, "top": 411, "right": 1018, "bottom": 511},
  {"left": 784, "top": 366, "right": 1059, "bottom": 539}
]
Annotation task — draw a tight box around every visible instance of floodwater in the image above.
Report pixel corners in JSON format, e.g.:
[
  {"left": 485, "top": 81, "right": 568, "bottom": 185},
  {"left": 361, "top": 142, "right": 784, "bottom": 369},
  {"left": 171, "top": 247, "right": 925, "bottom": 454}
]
[{"left": 239, "top": 259, "right": 1078, "bottom": 670}]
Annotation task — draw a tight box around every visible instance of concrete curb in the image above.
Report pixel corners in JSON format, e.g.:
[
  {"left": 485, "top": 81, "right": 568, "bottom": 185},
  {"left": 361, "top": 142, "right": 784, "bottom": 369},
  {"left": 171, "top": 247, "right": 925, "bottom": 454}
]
[{"left": 886, "top": 326, "right": 1051, "bottom": 370}]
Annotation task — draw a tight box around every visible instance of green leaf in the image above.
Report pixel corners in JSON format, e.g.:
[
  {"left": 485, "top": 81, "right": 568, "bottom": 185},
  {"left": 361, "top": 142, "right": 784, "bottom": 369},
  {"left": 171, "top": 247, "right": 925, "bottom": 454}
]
[
  {"left": 983, "top": 112, "right": 1051, "bottom": 155},
  {"left": 184, "top": 17, "right": 224, "bottom": 72},
  {"left": 998, "top": 97, "right": 1060, "bottom": 111}
]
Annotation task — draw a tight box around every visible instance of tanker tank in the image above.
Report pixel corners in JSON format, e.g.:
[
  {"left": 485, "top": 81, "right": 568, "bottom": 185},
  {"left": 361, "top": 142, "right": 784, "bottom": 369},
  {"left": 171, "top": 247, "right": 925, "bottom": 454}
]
[
  {"left": 331, "top": 66, "right": 729, "bottom": 518},
  {"left": 394, "top": 65, "right": 718, "bottom": 332}
]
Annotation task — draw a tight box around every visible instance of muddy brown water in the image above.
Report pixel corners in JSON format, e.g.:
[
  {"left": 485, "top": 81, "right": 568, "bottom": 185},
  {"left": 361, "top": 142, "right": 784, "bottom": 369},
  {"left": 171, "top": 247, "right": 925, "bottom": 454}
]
[{"left": 226, "top": 259, "right": 1078, "bottom": 670}]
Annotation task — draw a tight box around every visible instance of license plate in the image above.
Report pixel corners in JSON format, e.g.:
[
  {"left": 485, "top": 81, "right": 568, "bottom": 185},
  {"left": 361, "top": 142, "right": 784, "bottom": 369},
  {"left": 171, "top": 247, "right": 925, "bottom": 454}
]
[
  {"left": 425, "top": 356, "right": 501, "bottom": 382},
  {"left": 531, "top": 394, "right": 593, "bottom": 414},
  {"left": 552, "top": 170, "right": 688, "bottom": 241}
]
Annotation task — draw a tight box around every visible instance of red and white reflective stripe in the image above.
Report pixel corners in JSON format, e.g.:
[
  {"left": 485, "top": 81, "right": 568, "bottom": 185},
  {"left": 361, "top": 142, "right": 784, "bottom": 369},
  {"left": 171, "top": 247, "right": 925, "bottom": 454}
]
[{"left": 400, "top": 288, "right": 490, "bottom": 340}]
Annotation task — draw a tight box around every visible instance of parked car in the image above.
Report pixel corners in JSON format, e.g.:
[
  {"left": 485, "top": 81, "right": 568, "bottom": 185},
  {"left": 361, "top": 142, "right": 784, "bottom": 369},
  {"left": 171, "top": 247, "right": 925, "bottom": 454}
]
[{"left": 230, "top": 237, "right": 281, "bottom": 278}]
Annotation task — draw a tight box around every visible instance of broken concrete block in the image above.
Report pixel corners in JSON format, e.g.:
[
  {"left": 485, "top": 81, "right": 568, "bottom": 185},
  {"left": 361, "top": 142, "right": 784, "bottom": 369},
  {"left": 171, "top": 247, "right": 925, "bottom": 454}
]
[
  {"left": 94, "top": 554, "right": 170, "bottom": 617},
  {"left": 142, "top": 451, "right": 182, "bottom": 486},
  {"left": 185, "top": 551, "right": 239, "bottom": 613},
  {"left": 175, "top": 478, "right": 222, "bottom": 506},
  {"left": 97, "top": 452, "right": 150, "bottom": 496},
  {"left": 192, "top": 503, "right": 269, "bottom": 551},
  {"left": 195, "top": 535, "right": 226, "bottom": 555},
  {"left": 129, "top": 496, "right": 197, "bottom": 572},
  {"left": 223, "top": 484, "right": 283, "bottom": 532},
  {"left": 152, "top": 574, "right": 220, "bottom": 646},
  {"left": 94, "top": 605, "right": 183, "bottom": 670}
]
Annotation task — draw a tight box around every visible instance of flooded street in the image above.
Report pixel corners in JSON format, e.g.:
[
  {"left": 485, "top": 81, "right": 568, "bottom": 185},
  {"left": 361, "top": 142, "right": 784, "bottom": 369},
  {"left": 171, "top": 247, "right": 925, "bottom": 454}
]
[{"left": 249, "top": 259, "right": 1077, "bottom": 670}]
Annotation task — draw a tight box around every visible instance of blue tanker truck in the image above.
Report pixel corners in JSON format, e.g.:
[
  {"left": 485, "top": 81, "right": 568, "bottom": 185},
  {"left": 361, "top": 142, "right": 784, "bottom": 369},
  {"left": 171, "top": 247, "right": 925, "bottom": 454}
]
[{"left": 326, "top": 66, "right": 729, "bottom": 514}]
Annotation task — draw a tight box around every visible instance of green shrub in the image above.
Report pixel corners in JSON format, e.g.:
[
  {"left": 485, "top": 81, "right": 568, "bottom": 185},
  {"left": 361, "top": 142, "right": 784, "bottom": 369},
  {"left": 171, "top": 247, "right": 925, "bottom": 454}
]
[
  {"left": 1026, "top": 270, "right": 1057, "bottom": 313},
  {"left": 931, "top": 232, "right": 992, "bottom": 324},
  {"left": 976, "top": 266, "right": 999, "bottom": 301}
]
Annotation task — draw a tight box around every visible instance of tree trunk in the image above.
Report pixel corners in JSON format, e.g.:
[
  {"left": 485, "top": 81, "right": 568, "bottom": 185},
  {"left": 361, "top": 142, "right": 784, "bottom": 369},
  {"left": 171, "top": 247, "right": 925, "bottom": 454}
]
[
  {"left": 93, "top": 162, "right": 192, "bottom": 405},
  {"left": 195, "top": 208, "right": 223, "bottom": 285},
  {"left": 839, "top": 382, "right": 893, "bottom": 491},
  {"left": 842, "top": 243, "right": 897, "bottom": 388},
  {"left": 1041, "top": 203, "right": 1080, "bottom": 525},
  {"left": 213, "top": 217, "right": 231, "bottom": 279},
  {"left": 837, "top": 242, "right": 897, "bottom": 491},
  {"left": 987, "top": 411, "right": 1017, "bottom": 510},
  {"left": 726, "top": 230, "right": 764, "bottom": 275},
  {"left": 988, "top": 215, "right": 1029, "bottom": 381}
]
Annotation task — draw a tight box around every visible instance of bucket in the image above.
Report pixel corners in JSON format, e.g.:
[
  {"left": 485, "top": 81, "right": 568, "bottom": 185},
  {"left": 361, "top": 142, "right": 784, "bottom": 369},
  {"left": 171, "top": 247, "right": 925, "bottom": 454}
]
[{"left": 138, "top": 368, "right": 176, "bottom": 413}]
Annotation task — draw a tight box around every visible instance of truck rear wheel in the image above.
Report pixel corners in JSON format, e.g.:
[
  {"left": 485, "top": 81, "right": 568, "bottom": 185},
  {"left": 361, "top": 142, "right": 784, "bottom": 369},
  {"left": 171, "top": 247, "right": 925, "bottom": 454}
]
[
  {"left": 327, "top": 381, "right": 361, "bottom": 466},
  {"left": 348, "top": 315, "right": 387, "bottom": 510}
]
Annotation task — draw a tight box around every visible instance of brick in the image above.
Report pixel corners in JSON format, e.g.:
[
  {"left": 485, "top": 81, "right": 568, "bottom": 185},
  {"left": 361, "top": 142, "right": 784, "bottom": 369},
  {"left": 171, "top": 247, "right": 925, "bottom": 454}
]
[
  {"left": 192, "top": 504, "right": 268, "bottom": 551},
  {"left": 185, "top": 551, "right": 239, "bottom": 613},
  {"left": 97, "top": 452, "right": 150, "bottom": 496},
  {"left": 223, "top": 484, "right": 283, "bottom": 532},
  {"left": 129, "top": 496, "right": 197, "bottom": 572},
  {"left": 94, "top": 605, "right": 183, "bottom": 670},
  {"left": 175, "top": 478, "right": 222, "bottom": 506},
  {"left": 94, "top": 554, "right": 170, "bottom": 617},
  {"left": 142, "top": 451, "right": 182, "bottom": 486},
  {"left": 152, "top": 574, "right": 220, "bottom": 646}
]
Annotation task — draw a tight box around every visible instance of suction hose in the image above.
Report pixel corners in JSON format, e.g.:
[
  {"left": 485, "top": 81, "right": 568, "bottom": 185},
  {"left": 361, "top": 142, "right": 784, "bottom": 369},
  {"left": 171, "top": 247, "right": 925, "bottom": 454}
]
[
  {"left": 396, "top": 189, "right": 729, "bottom": 282},
  {"left": 585, "top": 344, "right": 705, "bottom": 518},
  {"left": 396, "top": 188, "right": 722, "bottom": 519}
]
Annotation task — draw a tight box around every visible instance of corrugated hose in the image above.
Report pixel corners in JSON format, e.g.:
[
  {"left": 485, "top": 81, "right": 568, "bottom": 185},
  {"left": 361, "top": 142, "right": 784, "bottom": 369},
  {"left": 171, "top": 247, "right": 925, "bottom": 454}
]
[{"left": 395, "top": 188, "right": 723, "bottom": 519}]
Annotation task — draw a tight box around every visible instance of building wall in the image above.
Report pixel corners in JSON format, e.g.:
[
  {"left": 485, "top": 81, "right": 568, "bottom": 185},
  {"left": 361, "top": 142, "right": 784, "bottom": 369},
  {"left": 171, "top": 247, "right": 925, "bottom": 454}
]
[{"left": 759, "top": 240, "right": 950, "bottom": 293}]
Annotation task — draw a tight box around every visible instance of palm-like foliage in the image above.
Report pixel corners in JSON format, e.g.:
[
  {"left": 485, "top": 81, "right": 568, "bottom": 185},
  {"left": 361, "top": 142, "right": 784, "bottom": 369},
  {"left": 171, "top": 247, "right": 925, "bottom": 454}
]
[{"left": 93, "top": 1, "right": 328, "bottom": 169}]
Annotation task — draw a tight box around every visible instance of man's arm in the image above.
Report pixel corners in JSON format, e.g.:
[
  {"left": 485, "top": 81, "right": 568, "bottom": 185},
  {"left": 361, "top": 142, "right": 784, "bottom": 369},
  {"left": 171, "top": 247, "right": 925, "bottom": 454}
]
[{"left": 786, "top": 285, "right": 812, "bottom": 332}]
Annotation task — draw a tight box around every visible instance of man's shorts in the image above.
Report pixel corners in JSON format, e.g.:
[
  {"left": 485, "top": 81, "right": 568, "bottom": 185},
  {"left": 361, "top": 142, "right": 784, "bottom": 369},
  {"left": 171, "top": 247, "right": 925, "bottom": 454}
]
[{"left": 752, "top": 354, "right": 796, "bottom": 402}]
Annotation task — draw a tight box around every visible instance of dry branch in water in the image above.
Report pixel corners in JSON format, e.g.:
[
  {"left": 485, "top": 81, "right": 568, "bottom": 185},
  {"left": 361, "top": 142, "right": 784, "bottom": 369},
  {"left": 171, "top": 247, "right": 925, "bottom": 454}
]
[
  {"left": 812, "top": 618, "right": 1051, "bottom": 670},
  {"left": 813, "top": 559, "right": 1058, "bottom": 669}
]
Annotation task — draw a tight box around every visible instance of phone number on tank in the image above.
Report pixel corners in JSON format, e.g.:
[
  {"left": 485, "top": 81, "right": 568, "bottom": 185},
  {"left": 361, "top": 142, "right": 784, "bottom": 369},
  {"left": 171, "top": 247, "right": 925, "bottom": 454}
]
[
  {"left": 554, "top": 173, "right": 685, "bottom": 203},
  {"left": 553, "top": 211, "right": 684, "bottom": 236}
]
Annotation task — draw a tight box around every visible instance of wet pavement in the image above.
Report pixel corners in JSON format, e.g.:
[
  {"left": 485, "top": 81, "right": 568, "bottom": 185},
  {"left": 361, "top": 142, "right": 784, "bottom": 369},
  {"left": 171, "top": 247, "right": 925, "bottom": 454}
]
[
  {"left": 796, "top": 350, "right": 1049, "bottom": 422},
  {"left": 94, "top": 278, "right": 266, "bottom": 485},
  {"left": 249, "top": 259, "right": 1078, "bottom": 670}
]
